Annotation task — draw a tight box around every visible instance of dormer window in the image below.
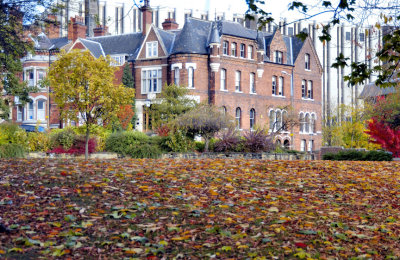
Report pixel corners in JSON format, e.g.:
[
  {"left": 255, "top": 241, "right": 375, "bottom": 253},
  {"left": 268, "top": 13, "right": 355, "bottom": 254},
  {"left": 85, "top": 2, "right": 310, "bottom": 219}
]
[
  {"left": 146, "top": 42, "right": 158, "bottom": 58},
  {"left": 305, "top": 53, "right": 310, "bottom": 70},
  {"left": 275, "top": 51, "right": 283, "bottom": 64}
]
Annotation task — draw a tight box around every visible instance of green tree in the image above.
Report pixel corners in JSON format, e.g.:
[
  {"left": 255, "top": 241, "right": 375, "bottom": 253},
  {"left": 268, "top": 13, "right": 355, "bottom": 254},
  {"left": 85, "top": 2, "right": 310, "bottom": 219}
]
[
  {"left": 173, "top": 104, "right": 232, "bottom": 152},
  {"left": 0, "top": 0, "right": 60, "bottom": 119},
  {"left": 121, "top": 62, "right": 137, "bottom": 128},
  {"left": 150, "top": 84, "right": 197, "bottom": 128},
  {"left": 322, "top": 104, "right": 380, "bottom": 150},
  {"left": 48, "top": 49, "right": 135, "bottom": 159}
]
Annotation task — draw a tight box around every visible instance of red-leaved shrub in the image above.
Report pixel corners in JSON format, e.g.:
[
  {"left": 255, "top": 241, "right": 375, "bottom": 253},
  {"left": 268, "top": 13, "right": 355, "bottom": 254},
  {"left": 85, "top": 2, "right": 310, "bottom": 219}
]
[
  {"left": 48, "top": 137, "right": 97, "bottom": 155},
  {"left": 365, "top": 118, "right": 400, "bottom": 158}
]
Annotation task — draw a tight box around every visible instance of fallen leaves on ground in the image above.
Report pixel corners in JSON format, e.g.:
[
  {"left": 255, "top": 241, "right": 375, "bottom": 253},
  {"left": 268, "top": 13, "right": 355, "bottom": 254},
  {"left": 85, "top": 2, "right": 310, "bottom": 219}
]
[{"left": 0, "top": 158, "right": 400, "bottom": 259}]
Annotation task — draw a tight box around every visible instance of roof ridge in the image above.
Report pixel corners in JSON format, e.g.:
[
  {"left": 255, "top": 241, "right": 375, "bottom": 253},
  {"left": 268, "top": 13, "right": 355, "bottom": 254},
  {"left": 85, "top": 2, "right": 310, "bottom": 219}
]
[{"left": 88, "top": 32, "right": 142, "bottom": 39}]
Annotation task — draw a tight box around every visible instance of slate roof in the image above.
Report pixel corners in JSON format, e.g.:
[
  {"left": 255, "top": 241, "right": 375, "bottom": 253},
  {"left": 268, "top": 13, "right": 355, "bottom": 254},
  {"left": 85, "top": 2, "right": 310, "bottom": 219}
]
[
  {"left": 288, "top": 36, "right": 305, "bottom": 63},
  {"left": 50, "top": 37, "right": 69, "bottom": 50},
  {"left": 88, "top": 33, "right": 144, "bottom": 58},
  {"left": 156, "top": 28, "right": 176, "bottom": 55},
  {"left": 171, "top": 18, "right": 212, "bottom": 55},
  {"left": 79, "top": 39, "right": 105, "bottom": 58},
  {"left": 217, "top": 20, "right": 257, "bottom": 40},
  {"left": 209, "top": 22, "right": 220, "bottom": 44}
]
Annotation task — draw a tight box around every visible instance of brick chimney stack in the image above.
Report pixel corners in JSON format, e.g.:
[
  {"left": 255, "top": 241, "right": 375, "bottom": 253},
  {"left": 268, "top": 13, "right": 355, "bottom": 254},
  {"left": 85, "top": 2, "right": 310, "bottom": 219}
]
[
  {"left": 140, "top": 0, "right": 152, "bottom": 36},
  {"left": 46, "top": 14, "right": 60, "bottom": 39},
  {"left": 93, "top": 25, "right": 108, "bottom": 37},
  {"left": 68, "top": 16, "right": 86, "bottom": 42},
  {"left": 162, "top": 18, "right": 179, "bottom": 30}
]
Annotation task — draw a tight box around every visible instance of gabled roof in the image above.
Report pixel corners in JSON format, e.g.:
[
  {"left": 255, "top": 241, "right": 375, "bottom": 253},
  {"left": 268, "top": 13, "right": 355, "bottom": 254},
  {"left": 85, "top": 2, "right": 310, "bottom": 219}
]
[
  {"left": 209, "top": 22, "right": 220, "bottom": 45},
  {"left": 171, "top": 18, "right": 212, "bottom": 55},
  {"left": 79, "top": 38, "right": 105, "bottom": 58},
  {"left": 157, "top": 28, "right": 176, "bottom": 55},
  {"left": 88, "top": 33, "right": 144, "bottom": 58}
]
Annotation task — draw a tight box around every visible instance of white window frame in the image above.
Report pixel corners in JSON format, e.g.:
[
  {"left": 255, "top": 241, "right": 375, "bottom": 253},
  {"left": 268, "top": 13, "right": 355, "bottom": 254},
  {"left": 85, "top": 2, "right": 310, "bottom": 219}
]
[
  {"left": 272, "top": 76, "right": 276, "bottom": 95},
  {"left": 220, "top": 69, "right": 227, "bottom": 91},
  {"left": 250, "top": 72, "right": 255, "bottom": 93},
  {"left": 247, "top": 45, "right": 253, "bottom": 59},
  {"left": 305, "top": 54, "right": 310, "bottom": 70},
  {"left": 37, "top": 99, "right": 46, "bottom": 121},
  {"left": 235, "top": 107, "right": 242, "bottom": 130},
  {"left": 231, "top": 42, "right": 237, "bottom": 57},
  {"left": 278, "top": 76, "right": 284, "bottom": 96},
  {"left": 307, "top": 80, "right": 313, "bottom": 99},
  {"left": 223, "top": 41, "right": 228, "bottom": 55},
  {"left": 110, "top": 55, "right": 125, "bottom": 66},
  {"left": 141, "top": 67, "right": 162, "bottom": 94},
  {"left": 17, "top": 106, "right": 23, "bottom": 121},
  {"left": 146, "top": 42, "right": 158, "bottom": 58},
  {"left": 187, "top": 66, "right": 194, "bottom": 88},
  {"left": 275, "top": 51, "right": 283, "bottom": 63},
  {"left": 250, "top": 108, "right": 256, "bottom": 130},
  {"left": 28, "top": 101, "right": 34, "bottom": 120},
  {"left": 240, "top": 43, "right": 245, "bottom": 58},
  {"left": 174, "top": 67, "right": 180, "bottom": 86},
  {"left": 301, "top": 79, "right": 306, "bottom": 98},
  {"left": 300, "top": 139, "right": 306, "bottom": 152},
  {"left": 235, "top": 71, "right": 241, "bottom": 92}
]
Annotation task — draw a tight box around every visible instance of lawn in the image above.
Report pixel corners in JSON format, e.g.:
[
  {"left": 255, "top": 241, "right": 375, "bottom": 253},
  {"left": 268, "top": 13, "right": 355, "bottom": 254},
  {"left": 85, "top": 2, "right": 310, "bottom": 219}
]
[{"left": 0, "top": 159, "right": 400, "bottom": 259}]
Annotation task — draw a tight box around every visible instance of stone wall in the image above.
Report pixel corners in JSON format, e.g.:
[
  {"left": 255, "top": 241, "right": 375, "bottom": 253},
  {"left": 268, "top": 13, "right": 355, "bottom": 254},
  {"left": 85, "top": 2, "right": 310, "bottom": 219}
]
[{"left": 161, "top": 152, "right": 314, "bottom": 160}]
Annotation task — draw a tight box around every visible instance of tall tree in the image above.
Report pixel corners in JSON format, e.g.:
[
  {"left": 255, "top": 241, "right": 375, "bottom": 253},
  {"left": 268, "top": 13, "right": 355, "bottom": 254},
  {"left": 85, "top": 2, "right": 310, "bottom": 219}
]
[
  {"left": 48, "top": 49, "right": 135, "bottom": 159},
  {"left": 0, "top": 0, "right": 59, "bottom": 119}
]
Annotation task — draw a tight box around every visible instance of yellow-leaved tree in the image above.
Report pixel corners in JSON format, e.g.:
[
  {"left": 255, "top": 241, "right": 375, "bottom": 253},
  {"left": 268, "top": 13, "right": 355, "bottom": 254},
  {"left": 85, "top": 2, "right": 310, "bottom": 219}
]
[{"left": 48, "top": 49, "right": 135, "bottom": 159}]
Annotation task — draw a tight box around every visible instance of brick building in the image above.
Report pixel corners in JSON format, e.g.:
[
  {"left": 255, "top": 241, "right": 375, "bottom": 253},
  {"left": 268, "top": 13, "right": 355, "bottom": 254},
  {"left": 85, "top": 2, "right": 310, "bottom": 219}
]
[{"left": 14, "top": 0, "right": 322, "bottom": 152}]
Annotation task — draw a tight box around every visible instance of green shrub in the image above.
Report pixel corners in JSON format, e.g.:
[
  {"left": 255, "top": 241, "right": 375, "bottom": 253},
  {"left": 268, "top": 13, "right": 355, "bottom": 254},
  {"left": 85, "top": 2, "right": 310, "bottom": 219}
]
[
  {"left": 0, "top": 143, "right": 26, "bottom": 158},
  {"left": 323, "top": 150, "right": 393, "bottom": 161},
  {"left": 195, "top": 141, "right": 205, "bottom": 152},
  {"left": 0, "top": 122, "right": 28, "bottom": 146},
  {"left": 105, "top": 131, "right": 151, "bottom": 156},
  {"left": 50, "top": 128, "right": 77, "bottom": 149},
  {"left": 27, "top": 132, "right": 51, "bottom": 152},
  {"left": 126, "top": 143, "right": 161, "bottom": 158},
  {"left": 164, "top": 130, "right": 194, "bottom": 152},
  {"left": 73, "top": 125, "right": 111, "bottom": 152}
]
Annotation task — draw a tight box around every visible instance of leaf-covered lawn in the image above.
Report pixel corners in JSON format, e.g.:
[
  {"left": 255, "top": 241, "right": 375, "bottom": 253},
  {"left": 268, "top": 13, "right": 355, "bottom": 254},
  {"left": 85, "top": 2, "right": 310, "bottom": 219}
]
[{"left": 1, "top": 159, "right": 400, "bottom": 259}]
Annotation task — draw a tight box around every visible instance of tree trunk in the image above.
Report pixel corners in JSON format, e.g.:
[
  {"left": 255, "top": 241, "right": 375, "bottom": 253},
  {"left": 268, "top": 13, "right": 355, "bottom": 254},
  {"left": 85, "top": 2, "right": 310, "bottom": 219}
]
[
  {"left": 85, "top": 124, "right": 90, "bottom": 160},
  {"left": 204, "top": 137, "right": 210, "bottom": 152}
]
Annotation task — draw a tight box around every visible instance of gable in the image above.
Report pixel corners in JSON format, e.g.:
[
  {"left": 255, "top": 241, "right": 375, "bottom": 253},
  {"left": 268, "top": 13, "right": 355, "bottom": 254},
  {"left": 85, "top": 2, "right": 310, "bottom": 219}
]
[
  {"left": 137, "top": 26, "right": 167, "bottom": 60},
  {"left": 268, "top": 30, "right": 288, "bottom": 63},
  {"left": 294, "top": 37, "right": 322, "bottom": 74}
]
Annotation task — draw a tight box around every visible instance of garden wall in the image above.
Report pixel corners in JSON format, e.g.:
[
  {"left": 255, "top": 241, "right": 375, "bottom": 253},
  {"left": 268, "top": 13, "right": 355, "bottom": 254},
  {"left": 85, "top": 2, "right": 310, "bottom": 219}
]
[{"left": 161, "top": 152, "right": 314, "bottom": 160}]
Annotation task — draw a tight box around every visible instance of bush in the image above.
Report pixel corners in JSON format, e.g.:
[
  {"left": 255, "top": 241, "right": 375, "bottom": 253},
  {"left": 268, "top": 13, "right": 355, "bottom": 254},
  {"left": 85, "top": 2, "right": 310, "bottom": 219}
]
[
  {"left": 73, "top": 125, "right": 111, "bottom": 152},
  {"left": 0, "top": 143, "right": 26, "bottom": 158},
  {"left": 105, "top": 131, "right": 149, "bottom": 155},
  {"left": 0, "top": 122, "right": 28, "bottom": 146},
  {"left": 195, "top": 141, "right": 205, "bottom": 152},
  {"left": 164, "top": 130, "right": 195, "bottom": 152},
  {"left": 48, "top": 137, "right": 97, "bottom": 155},
  {"left": 50, "top": 128, "right": 76, "bottom": 149},
  {"left": 27, "top": 132, "right": 51, "bottom": 152},
  {"left": 243, "top": 129, "right": 274, "bottom": 153},
  {"left": 323, "top": 150, "right": 393, "bottom": 161},
  {"left": 214, "top": 129, "right": 241, "bottom": 152},
  {"left": 126, "top": 143, "right": 161, "bottom": 158}
]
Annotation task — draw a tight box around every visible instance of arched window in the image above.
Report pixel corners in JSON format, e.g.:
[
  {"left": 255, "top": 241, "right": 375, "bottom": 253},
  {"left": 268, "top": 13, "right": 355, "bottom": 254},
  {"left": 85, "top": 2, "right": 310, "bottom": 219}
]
[
  {"left": 284, "top": 139, "right": 290, "bottom": 149},
  {"left": 221, "top": 106, "right": 227, "bottom": 115},
  {"left": 269, "top": 110, "right": 276, "bottom": 130},
  {"left": 311, "top": 114, "right": 316, "bottom": 133},
  {"left": 299, "top": 113, "right": 305, "bottom": 132},
  {"left": 188, "top": 66, "right": 194, "bottom": 88},
  {"left": 307, "top": 80, "right": 313, "bottom": 99},
  {"left": 282, "top": 110, "right": 288, "bottom": 131},
  {"left": 276, "top": 110, "right": 282, "bottom": 131},
  {"left": 276, "top": 139, "right": 282, "bottom": 147},
  {"left": 250, "top": 108, "right": 256, "bottom": 130},
  {"left": 305, "top": 53, "right": 310, "bottom": 70},
  {"left": 305, "top": 113, "right": 310, "bottom": 133},
  {"left": 235, "top": 107, "right": 241, "bottom": 129}
]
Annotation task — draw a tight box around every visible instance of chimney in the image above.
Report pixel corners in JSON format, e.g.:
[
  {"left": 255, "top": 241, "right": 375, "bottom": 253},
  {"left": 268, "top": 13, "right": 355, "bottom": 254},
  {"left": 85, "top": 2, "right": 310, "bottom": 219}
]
[
  {"left": 93, "top": 25, "right": 108, "bottom": 37},
  {"left": 140, "top": 0, "right": 152, "bottom": 36},
  {"left": 162, "top": 18, "right": 179, "bottom": 30},
  {"left": 46, "top": 14, "right": 60, "bottom": 39},
  {"left": 68, "top": 16, "right": 86, "bottom": 42},
  {"left": 85, "top": 0, "right": 99, "bottom": 37}
]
